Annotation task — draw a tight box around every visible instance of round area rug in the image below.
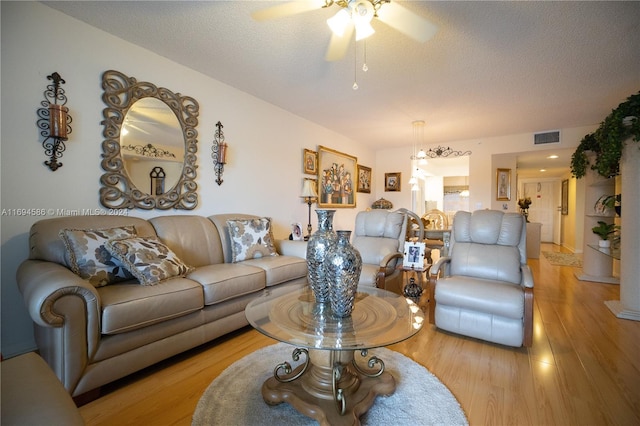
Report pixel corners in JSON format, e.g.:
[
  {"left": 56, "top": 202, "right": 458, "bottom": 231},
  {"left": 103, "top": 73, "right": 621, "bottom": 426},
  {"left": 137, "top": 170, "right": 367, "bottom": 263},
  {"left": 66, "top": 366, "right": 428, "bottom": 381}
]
[{"left": 192, "top": 343, "right": 467, "bottom": 425}]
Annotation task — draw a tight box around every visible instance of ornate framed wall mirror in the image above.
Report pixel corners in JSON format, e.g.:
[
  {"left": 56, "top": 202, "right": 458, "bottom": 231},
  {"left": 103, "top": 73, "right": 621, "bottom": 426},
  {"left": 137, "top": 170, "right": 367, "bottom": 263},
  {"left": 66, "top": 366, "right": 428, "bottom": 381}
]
[{"left": 100, "top": 70, "right": 199, "bottom": 209}]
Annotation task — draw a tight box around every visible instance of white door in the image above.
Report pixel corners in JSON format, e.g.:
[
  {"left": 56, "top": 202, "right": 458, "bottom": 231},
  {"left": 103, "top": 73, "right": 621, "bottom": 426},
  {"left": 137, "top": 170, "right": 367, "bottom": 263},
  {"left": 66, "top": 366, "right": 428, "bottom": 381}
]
[{"left": 523, "top": 181, "right": 557, "bottom": 242}]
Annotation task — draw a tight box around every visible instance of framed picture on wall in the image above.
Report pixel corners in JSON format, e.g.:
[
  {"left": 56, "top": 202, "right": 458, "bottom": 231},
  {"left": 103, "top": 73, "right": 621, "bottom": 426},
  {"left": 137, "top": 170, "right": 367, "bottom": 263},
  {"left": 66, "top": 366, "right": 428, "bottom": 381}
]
[
  {"left": 357, "top": 164, "right": 371, "bottom": 193},
  {"left": 385, "top": 172, "right": 401, "bottom": 192},
  {"left": 317, "top": 145, "right": 357, "bottom": 208},
  {"left": 561, "top": 179, "right": 569, "bottom": 215},
  {"left": 496, "top": 168, "right": 511, "bottom": 201},
  {"left": 303, "top": 149, "right": 317, "bottom": 175}
]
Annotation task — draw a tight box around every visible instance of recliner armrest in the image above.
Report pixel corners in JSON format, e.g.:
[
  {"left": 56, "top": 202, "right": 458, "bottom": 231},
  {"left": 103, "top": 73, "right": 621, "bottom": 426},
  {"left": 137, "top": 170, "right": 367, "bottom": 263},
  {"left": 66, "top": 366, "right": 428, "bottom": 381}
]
[
  {"left": 430, "top": 256, "right": 451, "bottom": 278},
  {"left": 379, "top": 251, "right": 403, "bottom": 268},
  {"left": 521, "top": 264, "right": 534, "bottom": 288}
]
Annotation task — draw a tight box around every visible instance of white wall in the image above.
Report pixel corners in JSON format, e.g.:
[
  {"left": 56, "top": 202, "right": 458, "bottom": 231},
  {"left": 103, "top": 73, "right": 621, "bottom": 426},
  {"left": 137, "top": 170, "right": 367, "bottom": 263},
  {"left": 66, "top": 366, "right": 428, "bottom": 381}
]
[
  {"left": 0, "top": 2, "right": 377, "bottom": 356},
  {"left": 375, "top": 127, "right": 595, "bottom": 216}
]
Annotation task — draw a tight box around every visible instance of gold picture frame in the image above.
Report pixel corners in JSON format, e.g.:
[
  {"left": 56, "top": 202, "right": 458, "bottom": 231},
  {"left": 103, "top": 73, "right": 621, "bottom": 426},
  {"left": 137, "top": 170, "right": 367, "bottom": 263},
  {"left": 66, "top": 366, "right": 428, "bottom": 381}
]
[
  {"left": 317, "top": 145, "right": 357, "bottom": 208},
  {"left": 357, "top": 164, "right": 371, "bottom": 193},
  {"left": 385, "top": 172, "right": 401, "bottom": 192},
  {"left": 303, "top": 149, "right": 317, "bottom": 175},
  {"left": 496, "top": 168, "right": 511, "bottom": 201}
]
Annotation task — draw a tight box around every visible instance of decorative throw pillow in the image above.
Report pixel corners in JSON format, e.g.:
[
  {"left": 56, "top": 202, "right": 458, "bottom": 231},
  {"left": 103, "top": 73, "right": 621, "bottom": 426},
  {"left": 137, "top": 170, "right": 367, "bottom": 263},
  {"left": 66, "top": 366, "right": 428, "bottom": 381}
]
[
  {"left": 105, "top": 236, "right": 193, "bottom": 286},
  {"left": 59, "top": 226, "right": 137, "bottom": 287},
  {"left": 227, "top": 217, "right": 279, "bottom": 263}
]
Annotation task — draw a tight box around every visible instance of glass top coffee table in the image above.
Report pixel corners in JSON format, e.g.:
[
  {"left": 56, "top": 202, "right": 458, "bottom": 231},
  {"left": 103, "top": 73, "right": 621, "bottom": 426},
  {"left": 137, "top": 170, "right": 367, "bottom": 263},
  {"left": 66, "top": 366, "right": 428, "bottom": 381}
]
[{"left": 245, "top": 286, "right": 424, "bottom": 425}]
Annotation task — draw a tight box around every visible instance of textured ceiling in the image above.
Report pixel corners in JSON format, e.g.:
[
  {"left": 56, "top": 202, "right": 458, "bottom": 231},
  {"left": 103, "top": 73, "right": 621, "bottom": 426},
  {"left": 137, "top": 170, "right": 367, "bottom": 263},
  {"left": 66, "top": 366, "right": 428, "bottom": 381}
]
[{"left": 43, "top": 1, "right": 640, "bottom": 177}]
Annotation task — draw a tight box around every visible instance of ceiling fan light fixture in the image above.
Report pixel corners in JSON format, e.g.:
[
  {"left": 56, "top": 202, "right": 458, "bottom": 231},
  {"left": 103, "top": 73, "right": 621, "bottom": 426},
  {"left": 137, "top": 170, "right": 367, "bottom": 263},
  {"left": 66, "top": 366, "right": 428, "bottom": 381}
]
[
  {"left": 355, "top": 21, "right": 375, "bottom": 40},
  {"left": 327, "top": 8, "right": 351, "bottom": 36},
  {"left": 352, "top": 0, "right": 375, "bottom": 40}
]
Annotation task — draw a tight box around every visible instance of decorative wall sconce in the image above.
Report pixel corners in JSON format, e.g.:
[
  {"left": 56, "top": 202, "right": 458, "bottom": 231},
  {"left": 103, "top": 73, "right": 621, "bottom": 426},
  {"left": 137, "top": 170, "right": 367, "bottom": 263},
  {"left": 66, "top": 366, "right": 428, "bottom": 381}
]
[
  {"left": 211, "top": 121, "right": 228, "bottom": 185},
  {"left": 300, "top": 179, "right": 318, "bottom": 240},
  {"left": 37, "top": 72, "right": 72, "bottom": 171}
]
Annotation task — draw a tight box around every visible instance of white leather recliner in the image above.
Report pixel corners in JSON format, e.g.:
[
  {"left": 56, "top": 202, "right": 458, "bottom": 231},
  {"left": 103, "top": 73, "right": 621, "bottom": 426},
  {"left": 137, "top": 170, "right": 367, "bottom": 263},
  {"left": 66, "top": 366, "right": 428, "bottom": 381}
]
[
  {"left": 351, "top": 210, "right": 407, "bottom": 290},
  {"left": 428, "top": 210, "right": 534, "bottom": 347}
]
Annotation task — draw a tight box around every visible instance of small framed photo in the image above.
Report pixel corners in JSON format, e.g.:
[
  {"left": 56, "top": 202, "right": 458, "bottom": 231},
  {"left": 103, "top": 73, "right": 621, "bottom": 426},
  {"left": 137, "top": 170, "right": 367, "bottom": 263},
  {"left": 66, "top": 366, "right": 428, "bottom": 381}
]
[
  {"left": 496, "top": 168, "right": 511, "bottom": 201},
  {"left": 403, "top": 241, "right": 426, "bottom": 269},
  {"left": 385, "top": 172, "right": 401, "bottom": 192},
  {"left": 303, "top": 149, "right": 317, "bottom": 175},
  {"left": 291, "top": 223, "right": 303, "bottom": 241},
  {"left": 357, "top": 164, "right": 371, "bottom": 193}
]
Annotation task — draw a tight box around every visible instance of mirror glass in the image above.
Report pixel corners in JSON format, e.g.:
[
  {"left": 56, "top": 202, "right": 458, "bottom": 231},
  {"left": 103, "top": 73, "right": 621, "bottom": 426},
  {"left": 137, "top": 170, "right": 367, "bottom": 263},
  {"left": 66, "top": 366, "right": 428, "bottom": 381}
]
[
  {"left": 100, "top": 70, "right": 199, "bottom": 210},
  {"left": 121, "top": 98, "right": 183, "bottom": 193}
]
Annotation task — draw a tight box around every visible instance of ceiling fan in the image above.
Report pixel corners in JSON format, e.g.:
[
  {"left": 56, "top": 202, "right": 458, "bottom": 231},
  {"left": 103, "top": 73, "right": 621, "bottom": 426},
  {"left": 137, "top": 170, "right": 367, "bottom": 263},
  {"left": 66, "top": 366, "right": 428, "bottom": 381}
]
[{"left": 251, "top": 0, "right": 438, "bottom": 61}]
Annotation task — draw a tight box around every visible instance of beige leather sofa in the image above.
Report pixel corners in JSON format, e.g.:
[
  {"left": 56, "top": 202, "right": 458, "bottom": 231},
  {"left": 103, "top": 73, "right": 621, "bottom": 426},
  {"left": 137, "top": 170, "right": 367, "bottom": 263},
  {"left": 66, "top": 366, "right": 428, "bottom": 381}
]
[{"left": 17, "top": 213, "right": 307, "bottom": 397}]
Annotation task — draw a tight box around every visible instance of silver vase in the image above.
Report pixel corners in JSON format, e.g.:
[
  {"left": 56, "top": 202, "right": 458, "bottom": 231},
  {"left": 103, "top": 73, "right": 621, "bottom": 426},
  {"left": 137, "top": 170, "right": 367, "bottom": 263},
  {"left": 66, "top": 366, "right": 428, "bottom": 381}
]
[
  {"left": 306, "top": 209, "right": 337, "bottom": 303},
  {"left": 327, "top": 230, "right": 362, "bottom": 317}
]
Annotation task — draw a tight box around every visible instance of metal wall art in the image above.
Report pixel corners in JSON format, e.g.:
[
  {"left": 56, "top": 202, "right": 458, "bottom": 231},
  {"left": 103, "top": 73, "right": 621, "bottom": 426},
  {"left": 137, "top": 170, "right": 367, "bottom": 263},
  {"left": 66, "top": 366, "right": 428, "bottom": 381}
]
[
  {"left": 425, "top": 145, "right": 471, "bottom": 158},
  {"left": 99, "top": 70, "right": 199, "bottom": 210},
  {"left": 37, "top": 72, "right": 72, "bottom": 171}
]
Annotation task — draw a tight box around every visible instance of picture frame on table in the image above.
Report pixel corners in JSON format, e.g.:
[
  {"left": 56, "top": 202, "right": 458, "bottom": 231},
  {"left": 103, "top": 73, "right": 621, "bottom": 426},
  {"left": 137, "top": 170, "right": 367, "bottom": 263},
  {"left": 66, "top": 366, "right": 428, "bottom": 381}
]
[
  {"left": 496, "top": 168, "right": 511, "bottom": 201},
  {"left": 385, "top": 172, "right": 401, "bottom": 192},
  {"left": 403, "top": 241, "right": 426, "bottom": 269},
  {"left": 317, "top": 145, "right": 357, "bottom": 208},
  {"left": 357, "top": 164, "right": 372, "bottom": 193},
  {"left": 291, "top": 223, "right": 303, "bottom": 241},
  {"left": 303, "top": 149, "right": 317, "bottom": 175}
]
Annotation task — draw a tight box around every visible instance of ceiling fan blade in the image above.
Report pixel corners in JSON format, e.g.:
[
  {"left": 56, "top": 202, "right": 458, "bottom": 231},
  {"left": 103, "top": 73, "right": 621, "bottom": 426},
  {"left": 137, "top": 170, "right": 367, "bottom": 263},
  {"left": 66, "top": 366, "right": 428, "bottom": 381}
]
[
  {"left": 376, "top": 1, "right": 438, "bottom": 43},
  {"left": 325, "top": 25, "right": 354, "bottom": 61},
  {"left": 251, "top": 0, "right": 326, "bottom": 22}
]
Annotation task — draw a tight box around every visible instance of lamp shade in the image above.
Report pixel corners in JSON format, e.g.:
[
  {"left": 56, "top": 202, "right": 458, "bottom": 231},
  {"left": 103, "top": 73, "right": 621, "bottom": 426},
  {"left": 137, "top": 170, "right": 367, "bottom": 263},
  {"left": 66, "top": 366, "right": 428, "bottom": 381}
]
[{"left": 301, "top": 180, "right": 318, "bottom": 198}]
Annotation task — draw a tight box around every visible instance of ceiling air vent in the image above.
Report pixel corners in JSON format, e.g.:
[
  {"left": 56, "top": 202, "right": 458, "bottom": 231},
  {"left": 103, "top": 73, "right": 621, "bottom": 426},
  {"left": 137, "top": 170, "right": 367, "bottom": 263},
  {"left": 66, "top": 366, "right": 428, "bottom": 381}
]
[{"left": 534, "top": 131, "right": 560, "bottom": 145}]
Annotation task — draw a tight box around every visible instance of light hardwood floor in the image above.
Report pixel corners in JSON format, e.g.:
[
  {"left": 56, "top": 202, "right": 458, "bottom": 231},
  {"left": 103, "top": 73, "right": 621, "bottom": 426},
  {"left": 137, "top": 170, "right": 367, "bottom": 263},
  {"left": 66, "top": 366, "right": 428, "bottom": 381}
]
[{"left": 79, "top": 243, "right": 640, "bottom": 425}]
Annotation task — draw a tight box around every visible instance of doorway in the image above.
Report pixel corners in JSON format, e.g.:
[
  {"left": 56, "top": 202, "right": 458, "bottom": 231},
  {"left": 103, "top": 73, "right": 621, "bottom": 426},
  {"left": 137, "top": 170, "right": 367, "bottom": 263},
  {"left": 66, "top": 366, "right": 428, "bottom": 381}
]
[{"left": 520, "top": 179, "right": 561, "bottom": 243}]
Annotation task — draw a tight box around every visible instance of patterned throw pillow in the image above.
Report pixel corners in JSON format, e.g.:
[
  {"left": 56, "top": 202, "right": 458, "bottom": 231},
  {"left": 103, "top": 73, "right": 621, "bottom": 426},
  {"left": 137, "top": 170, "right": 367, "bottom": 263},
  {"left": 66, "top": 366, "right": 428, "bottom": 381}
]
[
  {"left": 59, "top": 226, "right": 137, "bottom": 287},
  {"left": 105, "top": 236, "right": 193, "bottom": 286},
  {"left": 227, "top": 217, "right": 279, "bottom": 263}
]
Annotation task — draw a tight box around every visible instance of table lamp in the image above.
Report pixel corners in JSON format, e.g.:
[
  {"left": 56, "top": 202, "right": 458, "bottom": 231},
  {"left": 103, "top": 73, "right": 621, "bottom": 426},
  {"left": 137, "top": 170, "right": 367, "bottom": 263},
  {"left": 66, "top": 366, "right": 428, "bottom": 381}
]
[{"left": 300, "top": 180, "right": 318, "bottom": 240}]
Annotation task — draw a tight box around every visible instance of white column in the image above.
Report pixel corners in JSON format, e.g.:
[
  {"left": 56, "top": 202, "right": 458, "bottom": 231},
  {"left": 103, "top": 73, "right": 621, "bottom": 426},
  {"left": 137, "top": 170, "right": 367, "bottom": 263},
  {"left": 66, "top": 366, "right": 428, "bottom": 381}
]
[{"left": 605, "top": 137, "right": 640, "bottom": 321}]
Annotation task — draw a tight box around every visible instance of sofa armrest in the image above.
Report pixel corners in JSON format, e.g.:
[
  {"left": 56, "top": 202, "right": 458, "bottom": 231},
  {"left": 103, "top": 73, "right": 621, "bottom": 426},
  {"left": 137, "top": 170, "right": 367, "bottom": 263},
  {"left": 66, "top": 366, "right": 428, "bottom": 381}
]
[
  {"left": 17, "top": 259, "right": 101, "bottom": 391},
  {"left": 275, "top": 240, "right": 307, "bottom": 258}
]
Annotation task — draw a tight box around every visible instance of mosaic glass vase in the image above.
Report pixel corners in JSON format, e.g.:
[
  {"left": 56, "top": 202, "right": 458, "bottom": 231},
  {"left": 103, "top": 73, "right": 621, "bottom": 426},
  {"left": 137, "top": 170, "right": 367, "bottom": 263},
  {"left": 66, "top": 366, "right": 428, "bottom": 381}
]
[
  {"left": 306, "top": 209, "right": 337, "bottom": 303},
  {"left": 326, "top": 230, "right": 362, "bottom": 317}
]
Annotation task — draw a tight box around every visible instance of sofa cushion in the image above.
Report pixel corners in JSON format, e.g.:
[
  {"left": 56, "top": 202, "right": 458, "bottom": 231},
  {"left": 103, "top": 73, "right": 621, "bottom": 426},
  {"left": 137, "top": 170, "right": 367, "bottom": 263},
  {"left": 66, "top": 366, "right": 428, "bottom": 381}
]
[
  {"left": 59, "top": 226, "right": 137, "bottom": 287},
  {"left": 105, "top": 236, "right": 194, "bottom": 286},
  {"left": 149, "top": 215, "right": 224, "bottom": 267},
  {"left": 98, "top": 277, "right": 204, "bottom": 334},
  {"left": 241, "top": 255, "right": 307, "bottom": 287},
  {"left": 226, "top": 217, "right": 278, "bottom": 262},
  {"left": 187, "top": 263, "right": 266, "bottom": 305}
]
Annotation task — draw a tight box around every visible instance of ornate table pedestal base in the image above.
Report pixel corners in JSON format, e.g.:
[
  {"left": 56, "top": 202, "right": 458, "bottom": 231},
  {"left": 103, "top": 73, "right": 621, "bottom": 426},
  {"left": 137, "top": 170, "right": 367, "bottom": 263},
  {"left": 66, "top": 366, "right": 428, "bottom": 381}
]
[{"left": 262, "top": 348, "right": 395, "bottom": 426}]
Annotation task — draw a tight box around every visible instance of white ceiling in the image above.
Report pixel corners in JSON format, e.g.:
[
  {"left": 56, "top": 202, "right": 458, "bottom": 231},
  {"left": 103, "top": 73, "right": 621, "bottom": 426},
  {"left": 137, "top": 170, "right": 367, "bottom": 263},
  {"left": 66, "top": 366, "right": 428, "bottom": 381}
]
[{"left": 43, "top": 1, "right": 640, "bottom": 178}]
